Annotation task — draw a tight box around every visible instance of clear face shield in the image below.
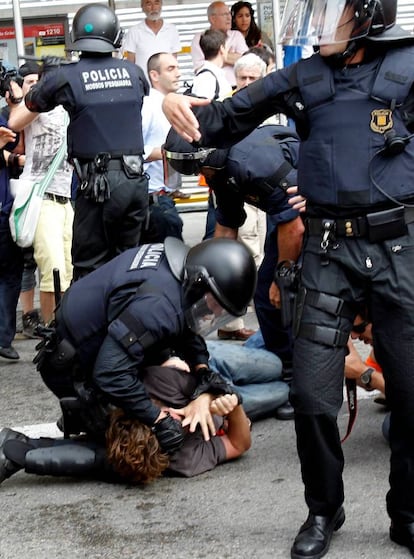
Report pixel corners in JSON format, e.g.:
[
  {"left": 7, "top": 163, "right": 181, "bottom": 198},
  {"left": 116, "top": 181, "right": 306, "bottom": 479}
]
[
  {"left": 184, "top": 292, "right": 235, "bottom": 337},
  {"left": 279, "top": 0, "right": 370, "bottom": 47}
]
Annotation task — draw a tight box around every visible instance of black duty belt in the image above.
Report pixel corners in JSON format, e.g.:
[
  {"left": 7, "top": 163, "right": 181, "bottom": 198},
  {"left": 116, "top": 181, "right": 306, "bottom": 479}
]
[
  {"left": 102, "top": 159, "right": 123, "bottom": 170},
  {"left": 306, "top": 206, "right": 414, "bottom": 238},
  {"left": 43, "top": 193, "right": 70, "bottom": 205}
]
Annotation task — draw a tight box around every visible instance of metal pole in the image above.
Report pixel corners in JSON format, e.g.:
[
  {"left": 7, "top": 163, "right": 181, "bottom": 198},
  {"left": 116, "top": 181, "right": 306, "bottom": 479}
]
[
  {"left": 272, "top": 0, "right": 284, "bottom": 69},
  {"left": 12, "top": 0, "right": 25, "bottom": 61}
]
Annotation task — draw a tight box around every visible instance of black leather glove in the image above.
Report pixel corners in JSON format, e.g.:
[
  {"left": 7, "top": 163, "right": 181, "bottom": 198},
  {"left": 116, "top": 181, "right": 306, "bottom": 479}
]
[
  {"left": 152, "top": 413, "right": 185, "bottom": 454},
  {"left": 40, "top": 56, "right": 63, "bottom": 75},
  {"left": 192, "top": 368, "right": 243, "bottom": 405}
]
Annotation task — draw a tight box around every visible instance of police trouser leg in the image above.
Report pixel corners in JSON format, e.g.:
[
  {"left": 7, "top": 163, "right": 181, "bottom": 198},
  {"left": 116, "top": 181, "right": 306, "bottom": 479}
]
[
  {"left": 290, "top": 268, "right": 354, "bottom": 516},
  {"left": 359, "top": 233, "right": 414, "bottom": 525},
  {"left": 24, "top": 443, "right": 109, "bottom": 478},
  {"left": 294, "top": 412, "right": 344, "bottom": 516},
  {"left": 72, "top": 193, "right": 108, "bottom": 280}
]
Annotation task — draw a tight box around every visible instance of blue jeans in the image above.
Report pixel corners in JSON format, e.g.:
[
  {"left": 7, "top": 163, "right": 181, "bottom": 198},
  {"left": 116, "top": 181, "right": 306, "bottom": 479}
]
[
  {"left": 206, "top": 340, "right": 289, "bottom": 420},
  {"left": 0, "top": 220, "right": 23, "bottom": 346}
]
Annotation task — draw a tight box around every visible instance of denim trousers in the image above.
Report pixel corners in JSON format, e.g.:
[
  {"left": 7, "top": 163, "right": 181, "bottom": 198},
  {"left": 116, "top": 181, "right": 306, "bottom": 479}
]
[
  {"left": 206, "top": 340, "right": 289, "bottom": 420},
  {"left": 0, "top": 220, "right": 23, "bottom": 346}
]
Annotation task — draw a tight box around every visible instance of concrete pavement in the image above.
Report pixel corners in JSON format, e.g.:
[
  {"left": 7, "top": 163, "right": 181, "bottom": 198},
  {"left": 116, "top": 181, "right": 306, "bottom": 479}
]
[
  {"left": 0, "top": 211, "right": 406, "bottom": 559},
  {"left": 0, "top": 336, "right": 401, "bottom": 559}
]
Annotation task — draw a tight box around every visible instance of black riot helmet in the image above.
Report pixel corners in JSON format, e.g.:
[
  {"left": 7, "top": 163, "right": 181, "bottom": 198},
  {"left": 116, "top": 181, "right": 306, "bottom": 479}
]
[
  {"left": 162, "top": 127, "right": 228, "bottom": 185},
  {"left": 70, "top": 3, "right": 124, "bottom": 53},
  {"left": 182, "top": 238, "right": 257, "bottom": 336},
  {"left": 367, "top": 0, "right": 396, "bottom": 36}
]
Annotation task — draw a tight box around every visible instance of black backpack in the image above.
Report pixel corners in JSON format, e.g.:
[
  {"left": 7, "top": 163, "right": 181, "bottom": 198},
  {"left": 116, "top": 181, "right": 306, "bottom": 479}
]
[{"left": 183, "top": 68, "right": 220, "bottom": 100}]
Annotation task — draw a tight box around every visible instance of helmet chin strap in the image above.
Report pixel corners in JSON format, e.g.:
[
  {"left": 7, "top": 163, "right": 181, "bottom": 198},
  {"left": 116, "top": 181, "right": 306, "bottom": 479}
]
[{"left": 317, "top": 39, "right": 360, "bottom": 67}]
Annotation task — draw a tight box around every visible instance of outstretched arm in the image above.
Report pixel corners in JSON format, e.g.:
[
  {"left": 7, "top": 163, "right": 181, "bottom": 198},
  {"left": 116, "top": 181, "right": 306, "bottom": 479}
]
[
  {"left": 7, "top": 82, "right": 39, "bottom": 131},
  {"left": 162, "top": 93, "right": 210, "bottom": 143}
]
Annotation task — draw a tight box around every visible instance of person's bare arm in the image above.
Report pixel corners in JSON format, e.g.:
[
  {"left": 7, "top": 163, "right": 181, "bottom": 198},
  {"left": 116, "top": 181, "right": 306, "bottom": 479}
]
[
  {"left": 7, "top": 83, "right": 38, "bottom": 131},
  {"left": 214, "top": 222, "right": 238, "bottom": 239},
  {"left": 210, "top": 394, "right": 251, "bottom": 459},
  {"left": 144, "top": 147, "right": 162, "bottom": 162},
  {"left": 269, "top": 216, "right": 304, "bottom": 308},
  {"left": 345, "top": 340, "right": 385, "bottom": 393},
  {"left": 224, "top": 51, "right": 242, "bottom": 66}
]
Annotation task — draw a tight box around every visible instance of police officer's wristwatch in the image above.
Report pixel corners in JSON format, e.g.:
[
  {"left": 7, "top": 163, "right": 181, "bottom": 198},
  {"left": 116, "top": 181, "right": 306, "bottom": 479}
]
[{"left": 359, "top": 367, "right": 375, "bottom": 391}]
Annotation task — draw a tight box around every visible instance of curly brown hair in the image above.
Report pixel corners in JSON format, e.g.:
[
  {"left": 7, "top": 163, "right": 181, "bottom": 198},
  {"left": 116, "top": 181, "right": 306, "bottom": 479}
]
[{"left": 106, "top": 409, "right": 170, "bottom": 484}]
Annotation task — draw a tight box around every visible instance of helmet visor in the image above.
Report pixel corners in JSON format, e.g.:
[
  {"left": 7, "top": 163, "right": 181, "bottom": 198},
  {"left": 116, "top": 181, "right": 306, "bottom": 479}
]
[
  {"left": 162, "top": 146, "right": 216, "bottom": 176},
  {"left": 279, "top": 0, "right": 369, "bottom": 47},
  {"left": 184, "top": 292, "right": 235, "bottom": 336}
]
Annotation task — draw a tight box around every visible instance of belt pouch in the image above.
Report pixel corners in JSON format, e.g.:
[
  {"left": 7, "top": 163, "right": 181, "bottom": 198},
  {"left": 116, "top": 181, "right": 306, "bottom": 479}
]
[
  {"left": 366, "top": 207, "right": 407, "bottom": 242},
  {"left": 122, "top": 155, "right": 143, "bottom": 178},
  {"left": 48, "top": 338, "right": 77, "bottom": 370}
]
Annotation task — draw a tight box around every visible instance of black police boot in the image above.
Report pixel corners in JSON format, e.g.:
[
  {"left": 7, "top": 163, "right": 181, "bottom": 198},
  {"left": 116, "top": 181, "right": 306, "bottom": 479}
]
[
  {"left": 0, "top": 428, "right": 30, "bottom": 483},
  {"left": 275, "top": 400, "right": 295, "bottom": 420},
  {"left": 390, "top": 521, "right": 414, "bottom": 556},
  {"left": 275, "top": 363, "right": 295, "bottom": 421},
  {"left": 291, "top": 507, "right": 345, "bottom": 559}
]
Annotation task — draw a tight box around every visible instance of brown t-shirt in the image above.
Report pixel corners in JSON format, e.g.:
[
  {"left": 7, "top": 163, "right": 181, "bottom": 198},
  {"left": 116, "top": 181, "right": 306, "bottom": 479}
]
[{"left": 142, "top": 366, "right": 227, "bottom": 477}]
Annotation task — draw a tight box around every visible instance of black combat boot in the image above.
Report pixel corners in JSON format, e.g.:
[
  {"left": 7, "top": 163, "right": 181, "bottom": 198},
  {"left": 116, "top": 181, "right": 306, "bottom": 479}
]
[
  {"left": 0, "top": 428, "right": 31, "bottom": 483},
  {"left": 291, "top": 507, "right": 345, "bottom": 559}
]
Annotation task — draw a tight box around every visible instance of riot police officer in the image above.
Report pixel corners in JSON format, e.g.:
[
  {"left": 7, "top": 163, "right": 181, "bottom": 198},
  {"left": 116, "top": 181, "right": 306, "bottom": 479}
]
[
  {"left": 9, "top": 4, "right": 150, "bottom": 280},
  {"left": 163, "top": 0, "right": 414, "bottom": 556},
  {"left": 163, "top": 124, "right": 304, "bottom": 417},
  {"left": 32, "top": 237, "right": 256, "bottom": 459}
]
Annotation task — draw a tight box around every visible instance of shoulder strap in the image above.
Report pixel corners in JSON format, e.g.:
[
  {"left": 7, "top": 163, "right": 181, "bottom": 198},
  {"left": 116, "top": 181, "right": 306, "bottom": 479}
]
[
  {"left": 371, "top": 47, "right": 414, "bottom": 105},
  {"left": 195, "top": 68, "right": 220, "bottom": 100},
  {"left": 115, "top": 283, "right": 163, "bottom": 351},
  {"left": 295, "top": 55, "right": 335, "bottom": 109}
]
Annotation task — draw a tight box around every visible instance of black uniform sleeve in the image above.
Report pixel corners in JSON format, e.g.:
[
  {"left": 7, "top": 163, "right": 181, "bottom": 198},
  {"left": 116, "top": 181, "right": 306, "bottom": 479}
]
[
  {"left": 193, "top": 66, "right": 297, "bottom": 149},
  {"left": 25, "top": 69, "right": 73, "bottom": 113},
  {"left": 172, "top": 327, "right": 210, "bottom": 370},
  {"left": 92, "top": 334, "right": 161, "bottom": 426}
]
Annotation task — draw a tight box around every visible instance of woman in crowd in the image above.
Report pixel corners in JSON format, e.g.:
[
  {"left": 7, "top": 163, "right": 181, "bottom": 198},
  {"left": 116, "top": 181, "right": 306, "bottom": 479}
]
[{"left": 231, "top": 1, "right": 273, "bottom": 51}]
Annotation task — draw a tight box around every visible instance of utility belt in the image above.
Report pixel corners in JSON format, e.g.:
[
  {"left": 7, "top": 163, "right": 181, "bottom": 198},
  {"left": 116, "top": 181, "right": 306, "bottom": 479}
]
[
  {"left": 43, "top": 193, "right": 70, "bottom": 205},
  {"left": 306, "top": 206, "right": 414, "bottom": 243},
  {"left": 72, "top": 153, "right": 144, "bottom": 203}
]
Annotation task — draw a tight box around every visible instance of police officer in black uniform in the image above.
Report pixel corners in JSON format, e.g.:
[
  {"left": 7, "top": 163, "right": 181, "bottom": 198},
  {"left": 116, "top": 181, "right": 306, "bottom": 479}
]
[
  {"left": 24, "top": 237, "right": 256, "bottom": 464},
  {"left": 163, "top": 0, "right": 414, "bottom": 556},
  {"left": 164, "top": 124, "right": 305, "bottom": 418},
  {"left": 15, "top": 4, "right": 149, "bottom": 280}
]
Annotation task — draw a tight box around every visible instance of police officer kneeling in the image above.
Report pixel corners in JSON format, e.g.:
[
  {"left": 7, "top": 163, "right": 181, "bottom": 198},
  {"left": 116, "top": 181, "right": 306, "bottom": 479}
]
[
  {"left": 9, "top": 4, "right": 150, "bottom": 280},
  {"left": 20, "top": 237, "right": 256, "bottom": 468}
]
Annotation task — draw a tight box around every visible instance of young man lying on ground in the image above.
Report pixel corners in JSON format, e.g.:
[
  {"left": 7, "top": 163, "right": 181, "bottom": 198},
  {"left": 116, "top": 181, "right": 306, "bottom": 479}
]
[{"left": 0, "top": 358, "right": 251, "bottom": 484}]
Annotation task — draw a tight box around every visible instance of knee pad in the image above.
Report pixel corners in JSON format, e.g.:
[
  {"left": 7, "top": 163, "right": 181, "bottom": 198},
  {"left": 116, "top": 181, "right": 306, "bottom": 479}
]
[{"left": 294, "top": 288, "right": 354, "bottom": 348}]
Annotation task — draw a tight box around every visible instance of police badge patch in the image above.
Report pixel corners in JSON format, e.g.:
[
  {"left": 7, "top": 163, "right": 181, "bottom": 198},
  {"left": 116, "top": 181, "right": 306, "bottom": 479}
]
[{"left": 370, "top": 109, "right": 393, "bottom": 134}]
